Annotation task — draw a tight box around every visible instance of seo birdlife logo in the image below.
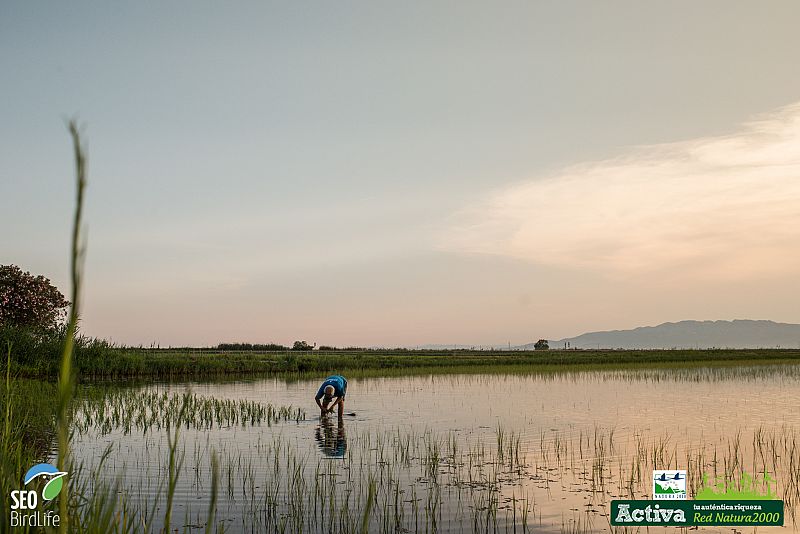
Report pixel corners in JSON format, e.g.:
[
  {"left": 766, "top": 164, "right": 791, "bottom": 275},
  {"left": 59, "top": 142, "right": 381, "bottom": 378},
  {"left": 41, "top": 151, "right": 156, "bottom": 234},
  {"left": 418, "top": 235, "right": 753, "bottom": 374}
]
[{"left": 9, "top": 463, "right": 66, "bottom": 528}]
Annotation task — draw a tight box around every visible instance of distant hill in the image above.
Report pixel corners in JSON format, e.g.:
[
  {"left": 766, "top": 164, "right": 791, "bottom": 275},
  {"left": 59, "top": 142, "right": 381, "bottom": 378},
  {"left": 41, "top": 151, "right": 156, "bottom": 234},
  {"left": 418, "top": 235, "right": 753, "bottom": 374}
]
[{"left": 521, "top": 320, "right": 800, "bottom": 350}]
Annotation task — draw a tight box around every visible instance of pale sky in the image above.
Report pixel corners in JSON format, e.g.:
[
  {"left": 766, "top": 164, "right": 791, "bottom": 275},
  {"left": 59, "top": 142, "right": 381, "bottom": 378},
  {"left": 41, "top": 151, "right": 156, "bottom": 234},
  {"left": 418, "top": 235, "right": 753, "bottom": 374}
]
[{"left": 2, "top": 1, "right": 800, "bottom": 347}]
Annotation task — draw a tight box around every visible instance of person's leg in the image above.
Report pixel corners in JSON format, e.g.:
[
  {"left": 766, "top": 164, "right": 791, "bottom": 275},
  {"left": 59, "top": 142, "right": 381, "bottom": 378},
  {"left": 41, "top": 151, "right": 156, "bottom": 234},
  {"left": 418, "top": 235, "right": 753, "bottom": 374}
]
[{"left": 338, "top": 397, "right": 345, "bottom": 418}]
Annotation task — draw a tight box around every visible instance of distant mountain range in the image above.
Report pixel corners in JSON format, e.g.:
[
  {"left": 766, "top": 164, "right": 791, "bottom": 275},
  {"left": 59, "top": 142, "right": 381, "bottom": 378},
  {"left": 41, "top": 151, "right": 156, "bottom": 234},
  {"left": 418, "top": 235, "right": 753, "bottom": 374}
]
[{"left": 521, "top": 320, "right": 800, "bottom": 350}]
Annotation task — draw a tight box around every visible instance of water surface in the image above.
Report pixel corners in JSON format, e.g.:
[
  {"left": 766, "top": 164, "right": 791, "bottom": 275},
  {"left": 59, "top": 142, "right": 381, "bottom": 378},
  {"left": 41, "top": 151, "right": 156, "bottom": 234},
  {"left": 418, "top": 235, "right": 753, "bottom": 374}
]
[{"left": 70, "top": 364, "right": 800, "bottom": 532}]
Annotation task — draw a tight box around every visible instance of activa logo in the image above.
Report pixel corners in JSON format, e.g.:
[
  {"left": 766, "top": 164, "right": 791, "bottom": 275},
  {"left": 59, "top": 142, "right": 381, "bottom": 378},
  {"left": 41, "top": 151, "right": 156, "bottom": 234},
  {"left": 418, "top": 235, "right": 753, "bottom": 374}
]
[
  {"left": 9, "top": 463, "right": 66, "bottom": 528},
  {"left": 615, "top": 503, "right": 687, "bottom": 524}
]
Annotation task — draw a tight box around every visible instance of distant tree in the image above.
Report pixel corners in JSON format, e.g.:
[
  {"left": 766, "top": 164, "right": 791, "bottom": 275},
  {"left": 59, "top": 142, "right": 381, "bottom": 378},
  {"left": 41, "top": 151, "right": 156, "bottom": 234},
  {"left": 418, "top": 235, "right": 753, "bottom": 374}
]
[
  {"left": 291, "top": 340, "right": 315, "bottom": 351},
  {"left": 0, "top": 265, "right": 69, "bottom": 329},
  {"left": 533, "top": 339, "right": 549, "bottom": 350}
]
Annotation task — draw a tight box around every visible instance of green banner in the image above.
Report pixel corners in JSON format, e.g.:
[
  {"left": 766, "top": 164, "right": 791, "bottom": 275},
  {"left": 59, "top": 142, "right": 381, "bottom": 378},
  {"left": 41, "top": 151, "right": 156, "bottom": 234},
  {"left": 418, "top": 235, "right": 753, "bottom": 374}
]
[{"left": 610, "top": 500, "right": 784, "bottom": 526}]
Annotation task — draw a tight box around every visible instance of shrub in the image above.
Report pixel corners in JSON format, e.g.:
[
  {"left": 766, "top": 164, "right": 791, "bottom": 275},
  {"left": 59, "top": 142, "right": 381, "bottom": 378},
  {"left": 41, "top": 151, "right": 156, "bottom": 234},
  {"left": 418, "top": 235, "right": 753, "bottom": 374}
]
[
  {"left": 0, "top": 265, "right": 69, "bottom": 329},
  {"left": 0, "top": 324, "right": 64, "bottom": 365}
]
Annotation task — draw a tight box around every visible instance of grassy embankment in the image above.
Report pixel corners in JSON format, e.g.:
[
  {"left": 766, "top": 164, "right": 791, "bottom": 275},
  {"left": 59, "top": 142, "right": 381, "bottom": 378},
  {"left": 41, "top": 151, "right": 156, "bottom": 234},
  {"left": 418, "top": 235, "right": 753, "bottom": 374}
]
[
  {"left": 4, "top": 338, "right": 800, "bottom": 379},
  {"left": 0, "top": 349, "right": 59, "bottom": 490}
]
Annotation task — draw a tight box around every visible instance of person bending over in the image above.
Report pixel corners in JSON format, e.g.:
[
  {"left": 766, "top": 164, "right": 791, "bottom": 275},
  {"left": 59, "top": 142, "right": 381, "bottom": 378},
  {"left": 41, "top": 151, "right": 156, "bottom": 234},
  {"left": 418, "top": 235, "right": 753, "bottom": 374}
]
[{"left": 315, "top": 375, "right": 347, "bottom": 418}]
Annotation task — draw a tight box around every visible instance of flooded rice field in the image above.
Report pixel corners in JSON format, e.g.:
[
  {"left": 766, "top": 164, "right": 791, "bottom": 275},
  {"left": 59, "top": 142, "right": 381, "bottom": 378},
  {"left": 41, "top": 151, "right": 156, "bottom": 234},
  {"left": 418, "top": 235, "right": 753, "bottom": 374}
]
[{"left": 67, "top": 364, "right": 800, "bottom": 533}]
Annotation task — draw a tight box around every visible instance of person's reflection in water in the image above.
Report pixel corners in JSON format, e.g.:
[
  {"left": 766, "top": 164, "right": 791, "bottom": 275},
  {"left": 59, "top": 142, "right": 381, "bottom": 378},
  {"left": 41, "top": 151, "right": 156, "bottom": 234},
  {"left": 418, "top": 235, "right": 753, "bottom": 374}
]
[{"left": 315, "top": 415, "right": 347, "bottom": 458}]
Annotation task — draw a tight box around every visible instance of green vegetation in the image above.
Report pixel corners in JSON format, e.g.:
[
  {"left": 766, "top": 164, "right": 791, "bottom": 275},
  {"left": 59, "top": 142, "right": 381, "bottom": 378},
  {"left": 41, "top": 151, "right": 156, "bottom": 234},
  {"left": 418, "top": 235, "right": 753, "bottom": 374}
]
[
  {"left": 4, "top": 340, "right": 800, "bottom": 378},
  {"left": 0, "top": 324, "right": 115, "bottom": 372},
  {"left": 0, "top": 357, "right": 59, "bottom": 528},
  {"left": 73, "top": 388, "right": 305, "bottom": 435},
  {"left": 696, "top": 471, "right": 776, "bottom": 500}
]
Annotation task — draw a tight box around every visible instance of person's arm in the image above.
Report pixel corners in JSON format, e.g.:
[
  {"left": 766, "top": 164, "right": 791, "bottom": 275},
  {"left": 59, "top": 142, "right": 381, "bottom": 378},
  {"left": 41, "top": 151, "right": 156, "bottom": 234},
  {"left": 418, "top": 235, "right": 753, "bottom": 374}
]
[
  {"left": 314, "top": 385, "right": 325, "bottom": 410},
  {"left": 326, "top": 396, "right": 343, "bottom": 413}
]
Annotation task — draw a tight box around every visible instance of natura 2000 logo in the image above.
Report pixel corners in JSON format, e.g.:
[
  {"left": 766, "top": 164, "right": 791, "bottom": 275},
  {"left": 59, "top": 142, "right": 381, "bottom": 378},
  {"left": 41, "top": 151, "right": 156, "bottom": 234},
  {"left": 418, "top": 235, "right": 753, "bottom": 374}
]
[
  {"left": 9, "top": 463, "right": 66, "bottom": 528},
  {"left": 653, "top": 470, "right": 687, "bottom": 499}
]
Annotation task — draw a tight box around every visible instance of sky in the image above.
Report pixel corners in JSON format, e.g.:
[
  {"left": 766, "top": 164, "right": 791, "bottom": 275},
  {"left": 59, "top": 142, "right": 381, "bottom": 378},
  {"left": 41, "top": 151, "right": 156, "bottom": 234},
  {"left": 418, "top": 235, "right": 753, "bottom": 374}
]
[{"left": 2, "top": 1, "right": 800, "bottom": 347}]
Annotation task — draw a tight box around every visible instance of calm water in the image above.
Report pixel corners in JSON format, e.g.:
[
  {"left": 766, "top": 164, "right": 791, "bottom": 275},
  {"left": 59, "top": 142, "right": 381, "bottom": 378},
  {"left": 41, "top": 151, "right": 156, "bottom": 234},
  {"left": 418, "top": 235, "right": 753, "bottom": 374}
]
[{"left": 69, "top": 364, "right": 800, "bottom": 533}]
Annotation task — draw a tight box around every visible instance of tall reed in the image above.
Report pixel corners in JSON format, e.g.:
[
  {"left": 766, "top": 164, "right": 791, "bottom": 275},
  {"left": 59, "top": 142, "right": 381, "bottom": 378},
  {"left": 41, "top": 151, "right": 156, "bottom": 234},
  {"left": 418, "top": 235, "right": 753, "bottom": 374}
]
[{"left": 57, "top": 120, "right": 87, "bottom": 533}]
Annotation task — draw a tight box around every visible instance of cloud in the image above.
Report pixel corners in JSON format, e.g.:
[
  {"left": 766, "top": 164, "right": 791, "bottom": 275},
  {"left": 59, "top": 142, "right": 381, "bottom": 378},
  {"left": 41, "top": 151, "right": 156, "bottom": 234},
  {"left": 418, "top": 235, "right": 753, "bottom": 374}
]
[{"left": 443, "top": 102, "right": 800, "bottom": 280}]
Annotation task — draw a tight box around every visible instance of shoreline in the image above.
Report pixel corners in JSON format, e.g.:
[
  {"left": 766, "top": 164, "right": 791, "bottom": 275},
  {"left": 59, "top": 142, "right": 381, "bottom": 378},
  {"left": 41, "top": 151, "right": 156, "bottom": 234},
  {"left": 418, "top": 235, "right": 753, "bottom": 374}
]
[{"left": 9, "top": 347, "right": 800, "bottom": 380}]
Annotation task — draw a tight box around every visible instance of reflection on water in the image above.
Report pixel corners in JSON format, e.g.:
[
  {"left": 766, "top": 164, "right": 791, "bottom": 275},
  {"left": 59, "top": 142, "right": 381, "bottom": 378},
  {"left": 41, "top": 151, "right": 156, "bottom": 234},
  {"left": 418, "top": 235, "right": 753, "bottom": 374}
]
[
  {"left": 67, "top": 363, "right": 800, "bottom": 533},
  {"left": 315, "top": 415, "right": 347, "bottom": 458}
]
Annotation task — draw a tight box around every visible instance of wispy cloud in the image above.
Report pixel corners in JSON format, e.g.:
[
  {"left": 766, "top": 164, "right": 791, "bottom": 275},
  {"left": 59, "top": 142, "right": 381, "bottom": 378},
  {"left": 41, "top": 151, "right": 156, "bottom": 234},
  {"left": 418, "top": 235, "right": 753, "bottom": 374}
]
[{"left": 444, "top": 102, "right": 800, "bottom": 280}]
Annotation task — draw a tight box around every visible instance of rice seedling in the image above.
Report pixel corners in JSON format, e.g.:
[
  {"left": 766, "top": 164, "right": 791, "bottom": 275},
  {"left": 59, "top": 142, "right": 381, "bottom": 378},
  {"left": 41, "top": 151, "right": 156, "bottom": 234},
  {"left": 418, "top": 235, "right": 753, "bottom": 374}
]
[{"left": 72, "top": 388, "right": 305, "bottom": 435}]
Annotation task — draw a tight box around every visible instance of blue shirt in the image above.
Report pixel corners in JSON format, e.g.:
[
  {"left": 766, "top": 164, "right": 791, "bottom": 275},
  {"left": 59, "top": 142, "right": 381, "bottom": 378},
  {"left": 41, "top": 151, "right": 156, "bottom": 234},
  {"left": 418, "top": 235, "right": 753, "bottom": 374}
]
[{"left": 315, "top": 375, "right": 347, "bottom": 400}]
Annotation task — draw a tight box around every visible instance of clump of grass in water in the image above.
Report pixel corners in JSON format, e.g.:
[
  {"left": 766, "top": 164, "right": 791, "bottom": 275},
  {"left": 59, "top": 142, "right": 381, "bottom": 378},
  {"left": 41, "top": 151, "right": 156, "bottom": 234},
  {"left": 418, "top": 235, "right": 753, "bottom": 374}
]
[
  {"left": 205, "top": 451, "right": 219, "bottom": 534},
  {"left": 71, "top": 420, "right": 798, "bottom": 533},
  {"left": 73, "top": 388, "right": 305, "bottom": 435},
  {"left": 163, "top": 398, "right": 186, "bottom": 533}
]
